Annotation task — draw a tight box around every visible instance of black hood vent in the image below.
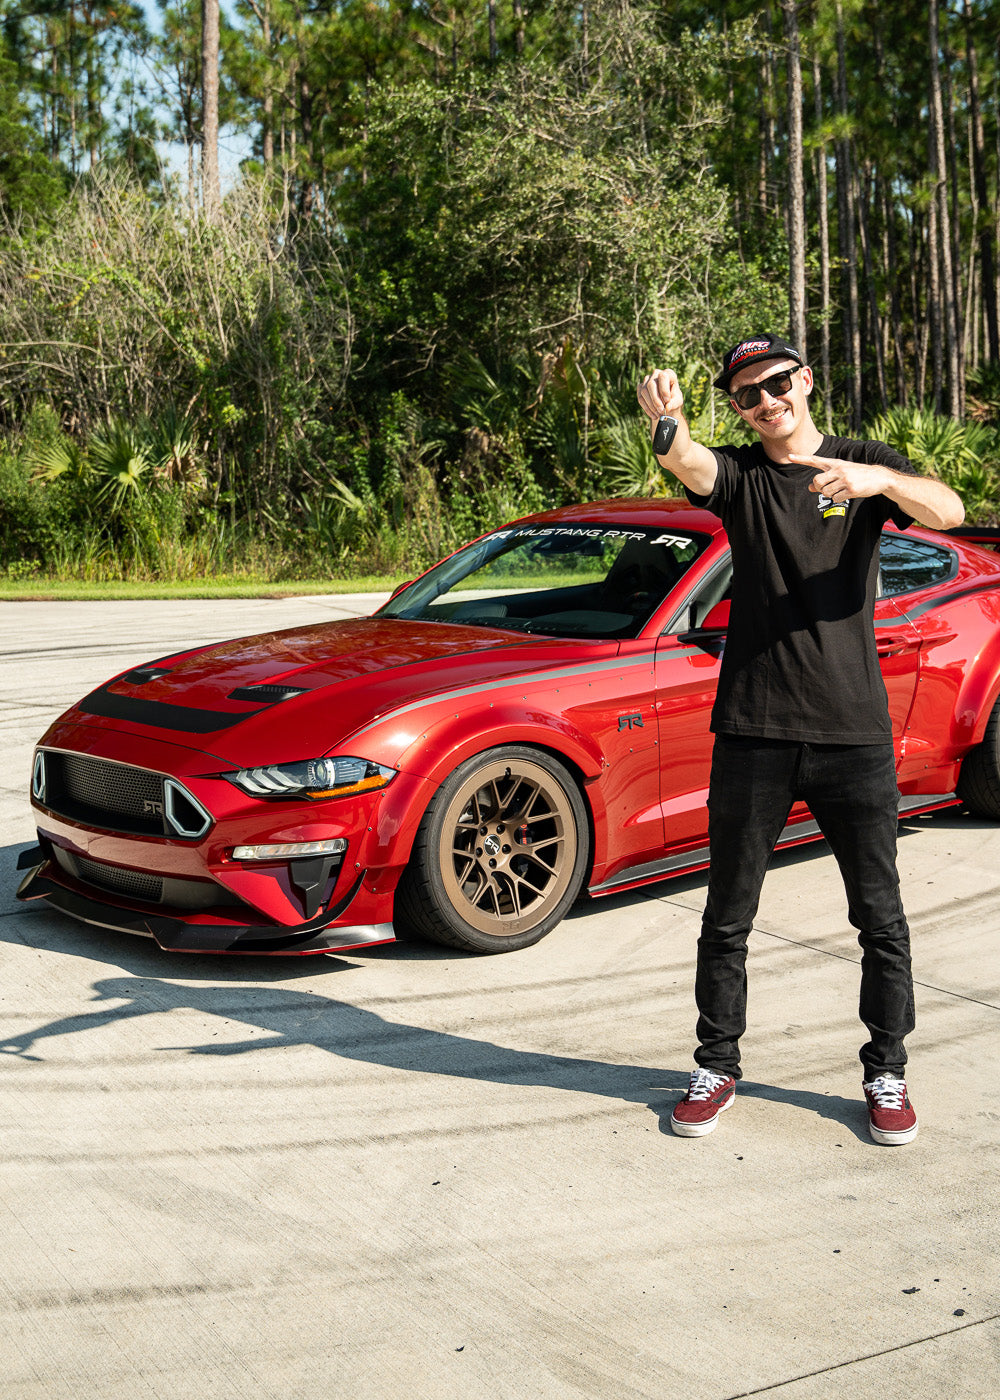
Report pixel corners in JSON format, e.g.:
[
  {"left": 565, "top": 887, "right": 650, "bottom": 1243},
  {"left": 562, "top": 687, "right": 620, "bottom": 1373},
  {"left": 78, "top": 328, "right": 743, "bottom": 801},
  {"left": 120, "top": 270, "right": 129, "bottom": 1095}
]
[
  {"left": 121, "top": 667, "right": 173, "bottom": 685},
  {"left": 227, "top": 685, "right": 308, "bottom": 703}
]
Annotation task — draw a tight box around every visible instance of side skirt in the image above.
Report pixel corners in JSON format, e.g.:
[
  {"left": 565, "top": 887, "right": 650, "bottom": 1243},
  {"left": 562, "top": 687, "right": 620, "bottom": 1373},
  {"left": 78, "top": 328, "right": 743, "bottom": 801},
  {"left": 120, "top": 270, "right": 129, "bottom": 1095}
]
[{"left": 587, "top": 792, "right": 961, "bottom": 898}]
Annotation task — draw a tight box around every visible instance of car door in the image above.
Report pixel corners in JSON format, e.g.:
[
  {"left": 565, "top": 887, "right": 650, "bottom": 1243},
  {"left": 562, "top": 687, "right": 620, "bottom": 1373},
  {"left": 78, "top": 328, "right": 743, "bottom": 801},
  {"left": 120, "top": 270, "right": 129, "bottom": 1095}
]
[
  {"left": 651, "top": 540, "right": 924, "bottom": 859},
  {"left": 652, "top": 557, "right": 731, "bottom": 853},
  {"left": 873, "top": 593, "right": 922, "bottom": 755},
  {"left": 876, "top": 530, "right": 964, "bottom": 781}
]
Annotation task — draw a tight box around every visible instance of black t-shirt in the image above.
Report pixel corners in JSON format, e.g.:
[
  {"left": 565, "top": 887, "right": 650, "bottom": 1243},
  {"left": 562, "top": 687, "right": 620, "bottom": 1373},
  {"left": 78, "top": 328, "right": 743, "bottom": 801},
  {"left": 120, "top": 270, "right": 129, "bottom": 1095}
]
[{"left": 685, "top": 436, "right": 918, "bottom": 743}]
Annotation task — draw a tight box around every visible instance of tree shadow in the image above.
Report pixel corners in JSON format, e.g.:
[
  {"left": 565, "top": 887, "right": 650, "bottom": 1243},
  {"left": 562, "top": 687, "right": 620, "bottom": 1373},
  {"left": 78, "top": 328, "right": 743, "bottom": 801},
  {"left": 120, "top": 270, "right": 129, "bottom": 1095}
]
[{"left": 2, "top": 890, "right": 871, "bottom": 1143}]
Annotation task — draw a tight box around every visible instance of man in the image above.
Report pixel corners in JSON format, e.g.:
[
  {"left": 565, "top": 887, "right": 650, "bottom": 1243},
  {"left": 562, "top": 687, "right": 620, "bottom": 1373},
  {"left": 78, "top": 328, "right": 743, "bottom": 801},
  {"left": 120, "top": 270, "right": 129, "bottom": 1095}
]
[{"left": 637, "top": 334, "right": 964, "bottom": 1145}]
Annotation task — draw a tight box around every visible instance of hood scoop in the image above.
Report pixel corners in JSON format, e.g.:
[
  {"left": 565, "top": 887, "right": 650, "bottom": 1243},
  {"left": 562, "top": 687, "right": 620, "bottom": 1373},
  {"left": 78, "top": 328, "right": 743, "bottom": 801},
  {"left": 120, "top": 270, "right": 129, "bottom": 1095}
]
[
  {"left": 228, "top": 685, "right": 308, "bottom": 704},
  {"left": 121, "top": 667, "right": 173, "bottom": 685}
]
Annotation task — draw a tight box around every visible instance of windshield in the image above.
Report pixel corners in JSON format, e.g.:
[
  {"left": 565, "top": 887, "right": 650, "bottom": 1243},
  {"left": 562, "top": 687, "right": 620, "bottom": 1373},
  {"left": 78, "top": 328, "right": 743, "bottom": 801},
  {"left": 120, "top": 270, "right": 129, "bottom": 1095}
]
[{"left": 379, "top": 523, "right": 710, "bottom": 639}]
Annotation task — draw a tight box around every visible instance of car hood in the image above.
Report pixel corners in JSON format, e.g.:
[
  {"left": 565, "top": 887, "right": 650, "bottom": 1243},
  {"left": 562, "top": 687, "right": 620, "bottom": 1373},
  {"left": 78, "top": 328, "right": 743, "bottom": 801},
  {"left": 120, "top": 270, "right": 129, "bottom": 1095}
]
[{"left": 61, "top": 617, "right": 613, "bottom": 766}]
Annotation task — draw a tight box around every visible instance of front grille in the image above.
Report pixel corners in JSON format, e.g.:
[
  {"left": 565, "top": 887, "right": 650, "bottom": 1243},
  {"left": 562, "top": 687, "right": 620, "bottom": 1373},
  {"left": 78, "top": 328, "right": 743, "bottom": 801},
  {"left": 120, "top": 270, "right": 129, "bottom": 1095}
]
[
  {"left": 52, "top": 845, "right": 238, "bottom": 911},
  {"left": 76, "top": 856, "right": 163, "bottom": 903},
  {"left": 62, "top": 753, "right": 162, "bottom": 814},
  {"left": 44, "top": 752, "right": 166, "bottom": 834}
]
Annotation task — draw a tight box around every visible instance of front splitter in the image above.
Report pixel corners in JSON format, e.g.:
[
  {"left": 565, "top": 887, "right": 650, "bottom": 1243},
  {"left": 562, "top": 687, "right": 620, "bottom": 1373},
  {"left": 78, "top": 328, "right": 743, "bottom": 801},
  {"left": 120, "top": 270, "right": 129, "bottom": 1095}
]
[{"left": 17, "top": 861, "right": 396, "bottom": 955}]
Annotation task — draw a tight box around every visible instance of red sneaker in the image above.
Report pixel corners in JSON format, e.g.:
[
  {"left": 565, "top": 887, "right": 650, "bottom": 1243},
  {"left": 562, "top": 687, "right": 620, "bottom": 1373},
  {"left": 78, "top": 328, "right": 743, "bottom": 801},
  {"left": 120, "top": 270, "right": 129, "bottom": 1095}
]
[
  {"left": 671, "top": 1068, "right": 736, "bottom": 1137},
  {"left": 863, "top": 1075, "right": 918, "bottom": 1145}
]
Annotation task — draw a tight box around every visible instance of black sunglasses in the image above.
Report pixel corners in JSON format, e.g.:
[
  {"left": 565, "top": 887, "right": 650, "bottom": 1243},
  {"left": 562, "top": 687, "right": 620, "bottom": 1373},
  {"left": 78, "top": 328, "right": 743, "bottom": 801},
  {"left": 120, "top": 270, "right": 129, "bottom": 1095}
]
[{"left": 731, "top": 365, "right": 802, "bottom": 410}]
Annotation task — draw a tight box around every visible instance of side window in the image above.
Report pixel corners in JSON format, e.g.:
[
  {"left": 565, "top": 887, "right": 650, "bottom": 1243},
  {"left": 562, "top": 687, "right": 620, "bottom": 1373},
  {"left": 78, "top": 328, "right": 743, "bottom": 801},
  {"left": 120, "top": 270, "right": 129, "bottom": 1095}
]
[
  {"left": 664, "top": 557, "right": 733, "bottom": 633},
  {"left": 879, "top": 534, "right": 956, "bottom": 597}
]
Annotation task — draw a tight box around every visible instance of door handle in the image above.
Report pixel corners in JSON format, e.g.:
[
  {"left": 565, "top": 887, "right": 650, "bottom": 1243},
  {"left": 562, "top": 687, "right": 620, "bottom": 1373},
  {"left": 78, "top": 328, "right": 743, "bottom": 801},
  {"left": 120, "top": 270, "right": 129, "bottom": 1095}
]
[{"left": 876, "top": 632, "right": 919, "bottom": 657}]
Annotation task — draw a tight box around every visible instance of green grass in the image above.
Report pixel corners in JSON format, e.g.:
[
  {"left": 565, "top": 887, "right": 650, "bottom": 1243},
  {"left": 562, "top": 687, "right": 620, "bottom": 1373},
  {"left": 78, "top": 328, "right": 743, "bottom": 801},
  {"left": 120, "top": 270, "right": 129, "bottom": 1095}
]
[{"left": 0, "top": 574, "right": 403, "bottom": 601}]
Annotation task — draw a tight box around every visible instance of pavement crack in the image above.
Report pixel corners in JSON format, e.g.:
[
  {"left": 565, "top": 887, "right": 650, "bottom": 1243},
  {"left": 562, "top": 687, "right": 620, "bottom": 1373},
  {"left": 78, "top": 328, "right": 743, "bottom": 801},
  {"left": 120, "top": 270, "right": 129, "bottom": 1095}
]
[
  {"left": 721, "top": 1312, "right": 1000, "bottom": 1398},
  {"left": 753, "top": 926, "right": 1000, "bottom": 1012}
]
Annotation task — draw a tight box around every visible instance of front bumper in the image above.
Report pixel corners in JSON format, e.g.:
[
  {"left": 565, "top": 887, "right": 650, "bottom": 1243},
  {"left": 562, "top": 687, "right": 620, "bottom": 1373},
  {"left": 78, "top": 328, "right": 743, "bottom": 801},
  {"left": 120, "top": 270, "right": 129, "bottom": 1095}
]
[
  {"left": 20, "top": 724, "right": 434, "bottom": 954},
  {"left": 16, "top": 847, "right": 395, "bottom": 954}
]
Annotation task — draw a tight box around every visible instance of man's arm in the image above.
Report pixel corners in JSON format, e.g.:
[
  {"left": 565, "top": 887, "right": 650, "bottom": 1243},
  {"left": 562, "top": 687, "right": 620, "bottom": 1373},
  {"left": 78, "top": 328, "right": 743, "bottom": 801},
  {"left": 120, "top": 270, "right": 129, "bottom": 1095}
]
[
  {"left": 789, "top": 452, "right": 966, "bottom": 531},
  {"left": 637, "top": 369, "right": 719, "bottom": 497}
]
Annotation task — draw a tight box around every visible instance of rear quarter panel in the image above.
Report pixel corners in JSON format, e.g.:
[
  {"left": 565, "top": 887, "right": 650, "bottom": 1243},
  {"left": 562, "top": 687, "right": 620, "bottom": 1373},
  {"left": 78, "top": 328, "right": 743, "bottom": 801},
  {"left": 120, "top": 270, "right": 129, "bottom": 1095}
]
[{"left": 896, "top": 542, "right": 1000, "bottom": 788}]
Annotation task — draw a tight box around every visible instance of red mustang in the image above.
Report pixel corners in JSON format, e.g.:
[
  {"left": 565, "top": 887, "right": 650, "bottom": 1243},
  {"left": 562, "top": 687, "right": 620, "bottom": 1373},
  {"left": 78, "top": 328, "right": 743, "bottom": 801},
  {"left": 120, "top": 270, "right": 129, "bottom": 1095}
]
[{"left": 17, "top": 499, "right": 1000, "bottom": 956}]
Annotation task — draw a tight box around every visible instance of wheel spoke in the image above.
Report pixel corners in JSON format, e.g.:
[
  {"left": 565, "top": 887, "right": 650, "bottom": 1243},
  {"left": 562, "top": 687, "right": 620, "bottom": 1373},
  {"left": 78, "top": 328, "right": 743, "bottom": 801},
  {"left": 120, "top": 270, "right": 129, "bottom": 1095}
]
[
  {"left": 481, "top": 872, "right": 505, "bottom": 917},
  {"left": 505, "top": 870, "right": 542, "bottom": 911},
  {"left": 496, "top": 775, "right": 531, "bottom": 821},
  {"left": 486, "top": 777, "right": 507, "bottom": 819},
  {"left": 517, "top": 848, "right": 562, "bottom": 879},
  {"left": 523, "top": 831, "right": 563, "bottom": 853},
  {"left": 519, "top": 783, "right": 550, "bottom": 821},
  {"left": 452, "top": 849, "right": 476, "bottom": 882},
  {"left": 472, "top": 869, "right": 494, "bottom": 909}
]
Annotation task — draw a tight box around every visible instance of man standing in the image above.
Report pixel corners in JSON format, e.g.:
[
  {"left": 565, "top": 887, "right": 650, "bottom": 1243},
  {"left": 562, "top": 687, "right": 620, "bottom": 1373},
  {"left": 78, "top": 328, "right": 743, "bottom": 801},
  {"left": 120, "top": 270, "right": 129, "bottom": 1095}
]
[{"left": 637, "top": 335, "right": 964, "bottom": 1145}]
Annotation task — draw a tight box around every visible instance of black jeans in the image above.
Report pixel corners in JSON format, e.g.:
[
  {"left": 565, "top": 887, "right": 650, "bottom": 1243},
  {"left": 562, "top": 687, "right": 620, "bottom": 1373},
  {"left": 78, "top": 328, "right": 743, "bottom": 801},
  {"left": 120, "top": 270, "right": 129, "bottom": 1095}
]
[{"left": 694, "top": 735, "right": 915, "bottom": 1082}]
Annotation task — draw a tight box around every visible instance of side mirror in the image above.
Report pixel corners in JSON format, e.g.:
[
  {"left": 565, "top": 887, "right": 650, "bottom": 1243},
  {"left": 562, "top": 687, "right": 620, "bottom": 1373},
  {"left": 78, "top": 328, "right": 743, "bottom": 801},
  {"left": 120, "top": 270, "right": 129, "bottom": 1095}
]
[
  {"left": 388, "top": 579, "right": 413, "bottom": 601},
  {"left": 700, "top": 599, "right": 731, "bottom": 632}
]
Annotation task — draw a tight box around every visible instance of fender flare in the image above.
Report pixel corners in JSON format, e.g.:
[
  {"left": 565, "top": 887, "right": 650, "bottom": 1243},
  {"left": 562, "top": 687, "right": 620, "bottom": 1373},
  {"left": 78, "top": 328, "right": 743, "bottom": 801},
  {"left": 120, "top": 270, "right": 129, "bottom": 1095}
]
[
  {"left": 951, "top": 643, "right": 1000, "bottom": 750},
  {"left": 363, "top": 704, "right": 612, "bottom": 878}
]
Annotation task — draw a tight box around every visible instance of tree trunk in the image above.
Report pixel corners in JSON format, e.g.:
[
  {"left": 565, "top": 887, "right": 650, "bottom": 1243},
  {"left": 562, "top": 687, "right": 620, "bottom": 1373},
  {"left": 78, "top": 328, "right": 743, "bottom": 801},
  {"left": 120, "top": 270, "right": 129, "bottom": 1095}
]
[
  {"left": 908, "top": 211, "right": 929, "bottom": 403},
  {"left": 201, "top": 0, "right": 221, "bottom": 218},
  {"left": 857, "top": 163, "right": 887, "bottom": 409},
  {"left": 68, "top": 2, "right": 78, "bottom": 173},
  {"left": 581, "top": 1, "right": 589, "bottom": 90},
  {"left": 260, "top": 4, "right": 274, "bottom": 166},
  {"left": 927, "top": 172, "right": 945, "bottom": 412},
  {"left": 758, "top": 3, "right": 776, "bottom": 220},
  {"left": 86, "top": 32, "right": 99, "bottom": 167},
  {"left": 812, "top": 53, "right": 831, "bottom": 429},
  {"left": 780, "top": 0, "right": 806, "bottom": 355},
  {"left": 881, "top": 178, "right": 908, "bottom": 402},
  {"left": 929, "top": 0, "right": 961, "bottom": 416},
  {"left": 835, "top": 2, "right": 861, "bottom": 428},
  {"left": 942, "top": 21, "right": 965, "bottom": 399},
  {"left": 297, "top": 69, "right": 314, "bottom": 221},
  {"left": 963, "top": 0, "right": 999, "bottom": 360}
]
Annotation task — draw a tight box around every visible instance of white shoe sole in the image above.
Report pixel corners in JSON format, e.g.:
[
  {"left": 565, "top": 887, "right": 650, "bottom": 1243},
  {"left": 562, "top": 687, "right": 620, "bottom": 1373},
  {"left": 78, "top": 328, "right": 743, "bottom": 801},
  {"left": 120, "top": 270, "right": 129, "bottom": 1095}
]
[
  {"left": 869, "top": 1120, "right": 918, "bottom": 1146},
  {"left": 670, "top": 1091, "right": 735, "bottom": 1138}
]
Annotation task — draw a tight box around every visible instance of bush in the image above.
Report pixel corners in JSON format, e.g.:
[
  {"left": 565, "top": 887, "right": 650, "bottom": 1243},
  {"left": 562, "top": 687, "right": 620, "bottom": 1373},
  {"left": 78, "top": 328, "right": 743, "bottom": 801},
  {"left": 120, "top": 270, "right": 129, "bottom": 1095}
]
[
  {"left": 865, "top": 404, "right": 1000, "bottom": 525},
  {"left": 967, "top": 361, "right": 1000, "bottom": 426},
  {"left": 0, "top": 169, "right": 354, "bottom": 521}
]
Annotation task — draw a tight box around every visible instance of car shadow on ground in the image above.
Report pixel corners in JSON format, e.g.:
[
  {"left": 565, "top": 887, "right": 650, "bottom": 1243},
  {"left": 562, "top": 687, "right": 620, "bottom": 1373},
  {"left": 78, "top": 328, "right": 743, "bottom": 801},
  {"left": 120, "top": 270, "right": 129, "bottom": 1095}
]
[{"left": 2, "top": 854, "right": 876, "bottom": 1144}]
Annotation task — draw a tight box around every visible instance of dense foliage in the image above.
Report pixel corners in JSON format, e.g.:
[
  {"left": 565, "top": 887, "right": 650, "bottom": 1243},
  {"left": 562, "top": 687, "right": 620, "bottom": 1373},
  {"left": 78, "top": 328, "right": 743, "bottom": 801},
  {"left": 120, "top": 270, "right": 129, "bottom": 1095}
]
[{"left": 0, "top": 0, "right": 998, "bottom": 580}]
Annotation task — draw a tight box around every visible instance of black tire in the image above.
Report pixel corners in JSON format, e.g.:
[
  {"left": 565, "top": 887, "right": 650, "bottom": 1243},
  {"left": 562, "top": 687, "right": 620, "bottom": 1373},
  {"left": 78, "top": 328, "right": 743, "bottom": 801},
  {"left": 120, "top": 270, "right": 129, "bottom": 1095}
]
[
  {"left": 396, "top": 746, "right": 589, "bottom": 952},
  {"left": 956, "top": 696, "right": 1000, "bottom": 819}
]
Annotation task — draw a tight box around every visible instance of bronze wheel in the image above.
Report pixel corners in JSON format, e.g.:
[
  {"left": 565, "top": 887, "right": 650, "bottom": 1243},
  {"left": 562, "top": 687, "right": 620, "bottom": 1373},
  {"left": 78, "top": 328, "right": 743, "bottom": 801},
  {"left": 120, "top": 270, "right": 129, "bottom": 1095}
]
[{"left": 396, "top": 747, "right": 589, "bottom": 952}]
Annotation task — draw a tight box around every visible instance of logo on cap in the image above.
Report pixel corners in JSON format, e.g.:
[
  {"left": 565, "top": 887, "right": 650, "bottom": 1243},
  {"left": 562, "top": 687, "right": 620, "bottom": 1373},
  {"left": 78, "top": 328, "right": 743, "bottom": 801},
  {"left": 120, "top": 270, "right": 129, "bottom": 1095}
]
[{"left": 730, "top": 340, "right": 772, "bottom": 366}]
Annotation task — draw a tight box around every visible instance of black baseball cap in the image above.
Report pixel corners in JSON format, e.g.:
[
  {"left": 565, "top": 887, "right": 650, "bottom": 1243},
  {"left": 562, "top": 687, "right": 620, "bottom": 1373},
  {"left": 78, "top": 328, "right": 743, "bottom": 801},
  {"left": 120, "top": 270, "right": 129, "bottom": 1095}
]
[{"left": 713, "top": 334, "right": 804, "bottom": 392}]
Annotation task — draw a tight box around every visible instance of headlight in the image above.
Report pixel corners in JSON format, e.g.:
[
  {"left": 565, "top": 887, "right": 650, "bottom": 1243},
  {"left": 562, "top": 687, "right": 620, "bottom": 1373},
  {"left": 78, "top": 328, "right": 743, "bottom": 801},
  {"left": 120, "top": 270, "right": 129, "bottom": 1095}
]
[{"left": 227, "top": 756, "right": 396, "bottom": 800}]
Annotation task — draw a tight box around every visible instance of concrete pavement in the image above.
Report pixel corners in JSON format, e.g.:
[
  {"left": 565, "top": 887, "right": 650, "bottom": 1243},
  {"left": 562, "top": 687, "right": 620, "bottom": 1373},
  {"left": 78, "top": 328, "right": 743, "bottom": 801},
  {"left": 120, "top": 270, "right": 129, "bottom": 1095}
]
[{"left": 1, "top": 597, "right": 998, "bottom": 1399}]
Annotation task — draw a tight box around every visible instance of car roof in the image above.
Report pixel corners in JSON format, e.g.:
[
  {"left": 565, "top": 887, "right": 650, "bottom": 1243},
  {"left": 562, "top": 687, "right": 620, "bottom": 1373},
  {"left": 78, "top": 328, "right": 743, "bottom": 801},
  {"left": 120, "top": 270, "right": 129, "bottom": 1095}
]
[{"left": 503, "top": 496, "right": 725, "bottom": 538}]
